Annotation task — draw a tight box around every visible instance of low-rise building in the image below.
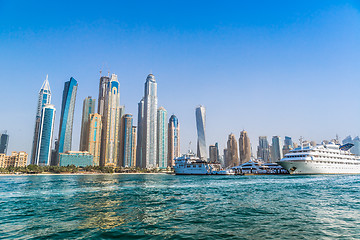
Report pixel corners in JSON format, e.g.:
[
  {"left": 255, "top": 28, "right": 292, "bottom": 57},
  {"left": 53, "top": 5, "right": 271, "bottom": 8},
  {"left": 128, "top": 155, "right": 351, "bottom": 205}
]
[
  {"left": 59, "top": 151, "right": 94, "bottom": 167},
  {"left": 0, "top": 151, "right": 28, "bottom": 168}
]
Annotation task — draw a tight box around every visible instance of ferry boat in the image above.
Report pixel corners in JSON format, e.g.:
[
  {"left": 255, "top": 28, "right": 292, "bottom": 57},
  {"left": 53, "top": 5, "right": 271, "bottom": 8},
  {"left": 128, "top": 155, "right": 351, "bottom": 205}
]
[
  {"left": 173, "top": 151, "right": 224, "bottom": 175},
  {"left": 278, "top": 142, "right": 360, "bottom": 174}
]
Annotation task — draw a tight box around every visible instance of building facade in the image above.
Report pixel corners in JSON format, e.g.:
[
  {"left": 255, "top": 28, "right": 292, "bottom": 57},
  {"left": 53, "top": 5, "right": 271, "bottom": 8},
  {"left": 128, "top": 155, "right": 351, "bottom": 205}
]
[
  {"left": 34, "top": 104, "right": 56, "bottom": 166},
  {"left": 257, "top": 136, "right": 271, "bottom": 162},
  {"left": 283, "top": 136, "right": 293, "bottom": 155},
  {"left": 225, "top": 133, "right": 239, "bottom": 168},
  {"left": 196, "top": 105, "right": 206, "bottom": 160},
  {"left": 136, "top": 98, "right": 144, "bottom": 168},
  {"left": 141, "top": 74, "right": 158, "bottom": 168},
  {"left": 168, "top": 114, "right": 180, "bottom": 167},
  {"left": 0, "top": 151, "right": 28, "bottom": 168},
  {"left": 0, "top": 132, "right": 9, "bottom": 155},
  {"left": 88, "top": 113, "right": 102, "bottom": 166},
  {"left": 59, "top": 151, "right": 93, "bottom": 167},
  {"left": 79, "top": 96, "right": 96, "bottom": 151},
  {"left": 57, "top": 77, "right": 78, "bottom": 162},
  {"left": 119, "top": 114, "right": 134, "bottom": 167},
  {"left": 271, "top": 136, "right": 283, "bottom": 163},
  {"left": 98, "top": 76, "right": 110, "bottom": 116},
  {"left": 101, "top": 74, "right": 121, "bottom": 167},
  {"left": 157, "top": 107, "right": 168, "bottom": 169},
  {"left": 209, "top": 144, "right": 219, "bottom": 162},
  {"left": 131, "top": 126, "right": 137, "bottom": 167},
  {"left": 239, "top": 130, "right": 251, "bottom": 164},
  {"left": 31, "top": 75, "right": 51, "bottom": 164}
]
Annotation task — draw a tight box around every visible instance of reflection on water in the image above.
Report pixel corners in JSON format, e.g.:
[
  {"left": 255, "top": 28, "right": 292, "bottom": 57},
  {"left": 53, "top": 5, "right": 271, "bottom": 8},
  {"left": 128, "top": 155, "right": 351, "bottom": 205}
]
[{"left": 0, "top": 174, "right": 359, "bottom": 239}]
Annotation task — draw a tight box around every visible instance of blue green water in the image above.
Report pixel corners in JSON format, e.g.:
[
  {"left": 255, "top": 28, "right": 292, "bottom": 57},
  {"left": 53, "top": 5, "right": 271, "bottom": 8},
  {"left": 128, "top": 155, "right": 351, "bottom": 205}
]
[{"left": 0, "top": 174, "right": 359, "bottom": 239}]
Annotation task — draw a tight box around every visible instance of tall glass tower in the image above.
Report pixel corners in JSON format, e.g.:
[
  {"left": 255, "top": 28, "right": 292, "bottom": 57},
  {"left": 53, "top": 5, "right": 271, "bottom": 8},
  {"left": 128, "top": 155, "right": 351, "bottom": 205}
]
[
  {"left": 271, "top": 136, "right": 283, "bottom": 162},
  {"left": 196, "top": 105, "right": 207, "bottom": 160},
  {"left": 141, "top": 74, "right": 158, "bottom": 168},
  {"left": 35, "top": 104, "right": 56, "bottom": 166},
  {"left": 31, "top": 75, "right": 51, "bottom": 164},
  {"left": 168, "top": 114, "right": 180, "bottom": 167},
  {"left": 0, "top": 132, "right": 9, "bottom": 155},
  {"left": 101, "top": 74, "right": 121, "bottom": 167},
  {"left": 98, "top": 76, "right": 110, "bottom": 116},
  {"left": 157, "top": 107, "right": 168, "bottom": 169},
  {"left": 119, "top": 114, "right": 134, "bottom": 167},
  {"left": 57, "top": 77, "right": 78, "bottom": 160},
  {"left": 136, "top": 98, "right": 144, "bottom": 167},
  {"left": 79, "top": 96, "right": 96, "bottom": 151}
]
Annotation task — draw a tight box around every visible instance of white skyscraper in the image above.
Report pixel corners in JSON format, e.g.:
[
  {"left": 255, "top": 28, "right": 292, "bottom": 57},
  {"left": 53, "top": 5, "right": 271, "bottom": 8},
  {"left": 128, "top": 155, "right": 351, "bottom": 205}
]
[
  {"left": 196, "top": 105, "right": 207, "bottom": 160},
  {"left": 31, "top": 75, "right": 51, "bottom": 164},
  {"left": 141, "top": 74, "right": 158, "bottom": 168}
]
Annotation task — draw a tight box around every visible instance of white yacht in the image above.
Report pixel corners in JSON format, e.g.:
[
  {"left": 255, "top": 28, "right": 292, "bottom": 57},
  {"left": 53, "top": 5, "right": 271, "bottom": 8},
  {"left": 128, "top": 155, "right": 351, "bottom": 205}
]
[
  {"left": 278, "top": 142, "right": 360, "bottom": 174},
  {"left": 173, "top": 151, "right": 222, "bottom": 175}
]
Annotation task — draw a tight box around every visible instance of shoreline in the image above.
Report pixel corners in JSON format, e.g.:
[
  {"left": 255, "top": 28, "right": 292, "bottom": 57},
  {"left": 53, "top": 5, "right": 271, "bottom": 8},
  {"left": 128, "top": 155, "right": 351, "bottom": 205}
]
[{"left": 0, "top": 172, "right": 172, "bottom": 176}]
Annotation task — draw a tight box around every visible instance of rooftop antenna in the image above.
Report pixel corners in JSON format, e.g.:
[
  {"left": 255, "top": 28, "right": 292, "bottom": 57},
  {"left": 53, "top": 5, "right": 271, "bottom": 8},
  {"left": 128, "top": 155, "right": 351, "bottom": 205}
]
[
  {"left": 99, "top": 69, "right": 102, "bottom": 77},
  {"left": 108, "top": 71, "right": 110, "bottom": 77}
]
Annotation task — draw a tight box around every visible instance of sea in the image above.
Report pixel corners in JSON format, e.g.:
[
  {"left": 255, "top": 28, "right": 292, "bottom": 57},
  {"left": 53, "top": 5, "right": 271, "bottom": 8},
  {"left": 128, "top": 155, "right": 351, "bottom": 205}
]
[{"left": 0, "top": 174, "right": 359, "bottom": 239}]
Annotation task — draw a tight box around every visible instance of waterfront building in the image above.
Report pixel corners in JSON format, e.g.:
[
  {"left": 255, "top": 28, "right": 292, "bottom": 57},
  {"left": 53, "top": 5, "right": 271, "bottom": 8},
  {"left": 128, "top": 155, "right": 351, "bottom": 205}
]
[
  {"left": 283, "top": 136, "right": 293, "bottom": 155},
  {"left": 131, "top": 126, "right": 137, "bottom": 167},
  {"left": 34, "top": 104, "right": 56, "bottom": 166},
  {"left": 136, "top": 98, "right": 144, "bottom": 168},
  {"left": 239, "top": 130, "right": 251, "bottom": 165},
  {"left": 30, "top": 75, "right": 51, "bottom": 164},
  {"left": 271, "top": 136, "right": 283, "bottom": 163},
  {"left": 50, "top": 139, "right": 58, "bottom": 166},
  {"left": 59, "top": 151, "right": 93, "bottom": 167},
  {"left": 57, "top": 77, "right": 78, "bottom": 164},
  {"left": 119, "top": 114, "right": 134, "bottom": 167},
  {"left": 157, "top": 107, "right": 168, "bottom": 169},
  {"left": 196, "top": 105, "right": 207, "bottom": 160},
  {"left": 257, "top": 136, "right": 271, "bottom": 162},
  {"left": 79, "top": 96, "right": 96, "bottom": 151},
  {"left": 168, "top": 115, "right": 180, "bottom": 167},
  {"left": 226, "top": 134, "right": 239, "bottom": 168},
  {"left": 141, "top": 74, "right": 158, "bottom": 168},
  {"left": 97, "top": 76, "right": 110, "bottom": 116},
  {"left": 223, "top": 148, "right": 228, "bottom": 168},
  {"left": 88, "top": 113, "right": 102, "bottom": 166},
  {"left": 0, "top": 132, "right": 9, "bottom": 155},
  {"left": 101, "top": 74, "right": 121, "bottom": 167},
  {"left": 0, "top": 151, "right": 28, "bottom": 168},
  {"left": 209, "top": 144, "right": 219, "bottom": 162}
]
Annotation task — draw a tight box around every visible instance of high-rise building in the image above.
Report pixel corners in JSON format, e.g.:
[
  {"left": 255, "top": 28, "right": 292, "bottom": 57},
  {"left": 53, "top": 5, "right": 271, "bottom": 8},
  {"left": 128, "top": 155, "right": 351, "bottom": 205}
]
[
  {"left": 283, "top": 136, "right": 294, "bottom": 155},
  {"left": 119, "top": 114, "right": 134, "bottom": 167},
  {"left": 31, "top": 75, "right": 51, "bottom": 164},
  {"left": 131, "top": 126, "right": 137, "bottom": 167},
  {"left": 157, "top": 107, "right": 168, "bottom": 169},
  {"left": 271, "top": 136, "right": 283, "bottom": 163},
  {"left": 0, "top": 132, "right": 9, "bottom": 155},
  {"left": 98, "top": 76, "right": 110, "bottom": 116},
  {"left": 88, "top": 113, "right": 102, "bottom": 166},
  {"left": 101, "top": 74, "right": 121, "bottom": 167},
  {"left": 209, "top": 144, "right": 219, "bottom": 162},
  {"left": 239, "top": 130, "right": 251, "bottom": 164},
  {"left": 34, "top": 104, "right": 56, "bottom": 166},
  {"left": 136, "top": 98, "right": 144, "bottom": 168},
  {"left": 223, "top": 148, "right": 228, "bottom": 168},
  {"left": 79, "top": 96, "right": 96, "bottom": 151},
  {"left": 352, "top": 136, "right": 360, "bottom": 155},
  {"left": 257, "top": 136, "right": 271, "bottom": 162},
  {"left": 141, "top": 74, "right": 158, "bottom": 168},
  {"left": 57, "top": 77, "right": 78, "bottom": 163},
  {"left": 225, "top": 133, "right": 239, "bottom": 168},
  {"left": 168, "top": 115, "right": 180, "bottom": 167},
  {"left": 196, "top": 105, "right": 206, "bottom": 160}
]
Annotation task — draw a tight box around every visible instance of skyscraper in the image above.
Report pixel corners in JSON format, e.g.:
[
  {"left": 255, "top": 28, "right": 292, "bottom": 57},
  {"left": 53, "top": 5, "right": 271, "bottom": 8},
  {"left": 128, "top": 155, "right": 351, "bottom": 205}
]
[
  {"left": 257, "top": 136, "right": 271, "bottom": 162},
  {"left": 209, "top": 144, "right": 219, "bottom": 162},
  {"left": 225, "top": 133, "right": 239, "bottom": 167},
  {"left": 157, "top": 107, "right": 168, "bottom": 169},
  {"left": 119, "top": 114, "right": 134, "bottom": 167},
  {"left": 98, "top": 76, "right": 110, "bottom": 116},
  {"left": 101, "top": 74, "right": 121, "bottom": 167},
  {"left": 239, "top": 130, "right": 251, "bottom": 164},
  {"left": 0, "top": 132, "right": 9, "bottom": 155},
  {"left": 168, "top": 114, "right": 180, "bottom": 167},
  {"left": 136, "top": 98, "right": 144, "bottom": 168},
  {"left": 57, "top": 77, "right": 78, "bottom": 159},
  {"left": 271, "top": 136, "right": 283, "bottom": 163},
  {"left": 31, "top": 75, "right": 51, "bottom": 164},
  {"left": 79, "top": 96, "right": 96, "bottom": 151},
  {"left": 88, "top": 113, "right": 102, "bottom": 166},
  {"left": 196, "top": 105, "right": 206, "bottom": 160},
  {"left": 34, "top": 104, "right": 56, "bottom": 166},
  {"left": 283, "top": 136, "right": 293, "bottom": 155},
  {"left": 141, "top": 74, "right": 158, "bottom": 168},
  {"left": 131, "top": 126, "right": 137, "bottom": 167}
]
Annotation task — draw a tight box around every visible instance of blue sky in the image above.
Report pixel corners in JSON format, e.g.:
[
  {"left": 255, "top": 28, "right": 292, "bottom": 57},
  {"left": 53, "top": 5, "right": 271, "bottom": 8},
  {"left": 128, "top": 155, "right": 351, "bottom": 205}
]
[{"left": 1, "top": 0, "right": 360, "bottom": 155}]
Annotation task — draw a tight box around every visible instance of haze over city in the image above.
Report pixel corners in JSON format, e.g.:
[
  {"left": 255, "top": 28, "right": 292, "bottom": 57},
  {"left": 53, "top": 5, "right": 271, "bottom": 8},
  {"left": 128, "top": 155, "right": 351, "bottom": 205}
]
[{"left": 1, "top": 0, "right": 360, "bottom": 154}]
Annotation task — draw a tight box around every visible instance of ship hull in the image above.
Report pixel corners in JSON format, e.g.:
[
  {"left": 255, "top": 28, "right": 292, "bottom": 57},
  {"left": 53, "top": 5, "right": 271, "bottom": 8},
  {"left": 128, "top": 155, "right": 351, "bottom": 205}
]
[{"left": 279, "top": 160, "right": 360, "bottom": 174}]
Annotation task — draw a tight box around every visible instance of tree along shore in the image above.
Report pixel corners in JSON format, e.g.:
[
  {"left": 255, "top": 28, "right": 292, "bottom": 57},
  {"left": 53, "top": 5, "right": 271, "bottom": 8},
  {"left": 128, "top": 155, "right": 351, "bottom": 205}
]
[{"left": 0, "top": 164, "right": 172, "bottom": 174}]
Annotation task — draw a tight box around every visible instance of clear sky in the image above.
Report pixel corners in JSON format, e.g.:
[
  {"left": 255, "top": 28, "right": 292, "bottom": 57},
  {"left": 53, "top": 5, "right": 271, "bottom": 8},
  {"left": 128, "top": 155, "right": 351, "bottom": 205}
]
[{"left": 1, "top": 0, "right": 360, "bottom": 155}]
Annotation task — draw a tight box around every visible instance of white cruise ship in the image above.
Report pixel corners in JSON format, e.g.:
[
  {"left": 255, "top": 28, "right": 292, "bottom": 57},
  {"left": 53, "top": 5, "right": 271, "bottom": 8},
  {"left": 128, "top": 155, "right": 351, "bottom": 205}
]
[
  {"left": 279, "top": 142, "right": 360, "bottom": 174},
  {"left": 173, "top": 151, "right": 224, "bottom": 175}
]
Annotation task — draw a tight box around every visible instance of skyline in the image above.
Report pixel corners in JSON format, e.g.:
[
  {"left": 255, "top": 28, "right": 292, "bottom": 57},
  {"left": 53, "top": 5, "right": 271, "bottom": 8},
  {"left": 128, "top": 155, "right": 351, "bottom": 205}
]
[{"left": 2, "top": 1, "right": 360, "bottom": 155}]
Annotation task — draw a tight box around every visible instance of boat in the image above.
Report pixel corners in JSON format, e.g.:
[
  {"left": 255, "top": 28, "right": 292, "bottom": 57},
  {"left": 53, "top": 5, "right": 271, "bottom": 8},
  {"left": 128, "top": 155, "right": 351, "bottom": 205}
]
[
  {"left": 231, "top": 159, "right": 288, "bottom": 174},
  {"left": 173, "top": 151, "right": 223, "bottom": 175},
  {"left": 278, "top": 142, "right": 360, "bottom": 174}
]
